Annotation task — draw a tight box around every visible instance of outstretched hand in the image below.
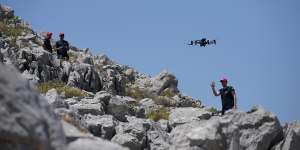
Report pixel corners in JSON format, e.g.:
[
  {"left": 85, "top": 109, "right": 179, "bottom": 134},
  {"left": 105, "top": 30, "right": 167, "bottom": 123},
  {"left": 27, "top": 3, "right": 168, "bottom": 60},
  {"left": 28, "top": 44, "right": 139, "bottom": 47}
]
[{"left": 211, "top": 81, "right": 215, "bottom": 88}]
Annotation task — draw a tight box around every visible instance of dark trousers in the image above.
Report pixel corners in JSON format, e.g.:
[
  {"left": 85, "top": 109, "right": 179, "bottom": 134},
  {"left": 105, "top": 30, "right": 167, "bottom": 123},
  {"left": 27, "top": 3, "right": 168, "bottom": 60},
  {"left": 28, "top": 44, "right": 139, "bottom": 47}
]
[
  {"left": 221, "top": 105, "right": 234, "bottom": 115},
  {"left": 57, "top": 50, "right": 69, "bottom": 60}
]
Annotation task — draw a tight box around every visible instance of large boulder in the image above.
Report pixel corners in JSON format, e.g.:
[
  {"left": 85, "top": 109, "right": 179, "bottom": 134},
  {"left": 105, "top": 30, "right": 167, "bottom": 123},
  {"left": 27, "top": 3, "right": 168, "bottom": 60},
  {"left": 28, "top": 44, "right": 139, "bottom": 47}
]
[
  {"left": 169, "top": 106, "right": 283, "bottom": 150},
  {"left": 30, "top": 47, "right": 53, "bottom": 67},
  {"left": 94, "top": 54, "right": 114, "bottom": 66},
  {"left": 151, "top": 70, "right": 179, "bottom": 95},
  {"left": 78, "top": 53, "right": 94, "bottom": 65},
  {"left": 186, "top": 118, "right": 225, "bottom": 150},
  {"left": 94, "top": 90, "right": 112, "bottom": 105},
  {"left": 169, "top": 121, "right": 202, "bottom": 150},
  {"left": 147, "top": 121, "right": 171, "bottom": 150},
  {"left": 45, "top": 88, "right": 69, "bottom": 109},
  {"left": 139, "top": 98, "right": 157, "bottom": 114},
  {"left": 100, "top": 65, "right": 127, "bottom": 95},
  {"left": 112, "top": 116, "right": 151, "bottom": 149},
  {"left": 0, "top": 4, "right": 14, "bottom": 19},
  {"left": 45, "top": 88, "right": 60, "bottom": 104},
  {"left": 70, "top": 101, "right": 104, "bottom": 116},
  {"left": 231, "top": 106, "right": 283, "bottom": 150},
  {"left": 16, "top": 47, "right": 60, "bottom": 83},
  {"left": 124, "top": 68, "right": 136, "bottom": 82},
  {"left": 107, "top": 96, "right": 137, "bottom": 121},
  {"left": 60, "top": 61, "right": 72, "bottom": 82},
  {"left": 173, "top": 94, "right": 201, "bottom": 107},
  {"left": 67, "top": 137, "right": 128, "bottom": 150},
  {"left": 134, "top": 73, "right": 153, "bottom": 89},
  {"left": 272, "top": 121, "right": 300, "bottom": 150},
  {"left": 16, "top": 48, "right": 36, "bottom": 72},
  {"left": 0, "top": 64, "right": 66, "bottom": 150},
  {"left": 169, "top": 107, "right": 211, "bottom": 128},
  {"left": 54, "top": 108, "right": 87, "bottom": 135},
  {"left": 61, "top": 120, "right": 92, "bottom": 143},
  {"left": 67, "top": 63, "right": 102, "bottom": 92},
  {"left": 83, "top": 114, "right": 118, "bottom": 140},
  {"left": 111, "top": 133, "right": 141, "bottom": 150}
]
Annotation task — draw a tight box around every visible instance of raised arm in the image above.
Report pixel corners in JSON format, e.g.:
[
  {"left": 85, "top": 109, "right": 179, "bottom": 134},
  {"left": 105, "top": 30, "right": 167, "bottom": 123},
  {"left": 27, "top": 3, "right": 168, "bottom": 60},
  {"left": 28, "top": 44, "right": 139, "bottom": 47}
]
[{"left": 211, "top": 81, "right": 220, "bottom": 96}]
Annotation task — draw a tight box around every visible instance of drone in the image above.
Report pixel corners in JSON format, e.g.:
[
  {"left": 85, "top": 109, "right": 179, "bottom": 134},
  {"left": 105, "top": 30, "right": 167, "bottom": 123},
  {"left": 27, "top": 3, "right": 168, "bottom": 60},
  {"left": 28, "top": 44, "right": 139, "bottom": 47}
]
[{"left": 188, "top": 38, "right": 216, "bottom": 47}]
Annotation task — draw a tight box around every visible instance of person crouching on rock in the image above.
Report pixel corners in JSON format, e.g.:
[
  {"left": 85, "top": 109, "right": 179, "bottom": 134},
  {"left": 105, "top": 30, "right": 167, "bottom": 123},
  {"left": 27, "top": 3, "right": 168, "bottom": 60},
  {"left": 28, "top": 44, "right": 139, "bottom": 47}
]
[
  {"left": 211, "top": 77, "right": 237, "bottom": 115},
  {"left": 55, "top": 32, "right": 70, "bottom": 60},
  {"left": 43, "top": 32, "right": 53, "bottom": 53}
]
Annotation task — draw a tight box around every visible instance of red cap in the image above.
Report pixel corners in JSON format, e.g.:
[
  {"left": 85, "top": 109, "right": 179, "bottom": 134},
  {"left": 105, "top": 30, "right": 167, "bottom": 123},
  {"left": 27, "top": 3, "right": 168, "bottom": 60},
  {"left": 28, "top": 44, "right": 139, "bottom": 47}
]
[
  {"left": 59, "top": 32, "right": 65, "bottom": 37},
  {"left": 47, "top": 32, "right": 52, "bottom": 37},
  {"left": 220, "top": 77, "right": 228, "bottom": 82}
]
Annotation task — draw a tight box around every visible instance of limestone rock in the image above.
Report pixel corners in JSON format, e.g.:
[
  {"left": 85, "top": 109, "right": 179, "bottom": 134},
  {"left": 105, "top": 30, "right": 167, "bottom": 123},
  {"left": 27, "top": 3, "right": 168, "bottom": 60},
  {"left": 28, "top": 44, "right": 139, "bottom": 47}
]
[
  {"left": 94, "top": 54, "right": 114, "bottom": 66},
  {"left": 170, "top": 106, "right": 283, "bottom": 150},
  {"left": 0, "top": 4, "right": 14, "bottom": 19},
  {"left": 147, "top": 121, "right": 171, "bottom": 150},
  {"left": 100, "top": 65, "right": 127, "bottom": 95},
  {"left": 113, "top": 116, "right": 151, "bottom": 149},
  {"left": 45, "top": 88, "right": 69, "bottom": 109},
  {"left": 139, "top": 98, "right": 157, "bottom": 114},
  {"left": 61, "top": 120, "right": 92, "bottom": 143},
  {"left": 83, "top": 114, "right": 118, "bottom": 140},
  {"left": 169, "top": 107, "right": 211, "bottom": 128},
  {"left": 78, "top": 53, "right": 94, "bottom": 65},
  {"left": 107, "top": 96, "right": 136, "bottom": 121},
  {"left": 94, "top": 90, "right": 112, "bottom": 105},
  {"left": 169, "top": 121, "right": 202, "bottom": 150},
  {"left": 0, "top": 64, "right": 66, "bottom": 150},
  {"left": 70, "top": 102, "right": 104, "bottom": 116},
  {"left": 272, "top": 121, "right": 300, "bottom": 150},
  {"left": 67, "top": 137, "right": 128, "bottom": 150},
  {"left": 67, "top": 63, "right": 102, "bottom": 92},
  {"left": 111, "top": 133, "right": 141, "bottom": 150},
  {"left": 186, "top": 118, "right": 224, "bottom": 150},
  {"left": 151, "top": 70, "right": 179, "bottom": 95}
]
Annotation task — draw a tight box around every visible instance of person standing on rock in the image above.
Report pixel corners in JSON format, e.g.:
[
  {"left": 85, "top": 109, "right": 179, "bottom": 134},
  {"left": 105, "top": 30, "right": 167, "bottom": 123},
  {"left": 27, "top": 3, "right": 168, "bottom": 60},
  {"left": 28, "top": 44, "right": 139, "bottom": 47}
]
[
  {"left": 43, "top": 32, "right": 53, "bottom": 53},
  {"left": 211, "top": 77, "right": 237, "bottom": 115},
  {"left": 55, "top": 32, "right": 70, "bottom": 60}
]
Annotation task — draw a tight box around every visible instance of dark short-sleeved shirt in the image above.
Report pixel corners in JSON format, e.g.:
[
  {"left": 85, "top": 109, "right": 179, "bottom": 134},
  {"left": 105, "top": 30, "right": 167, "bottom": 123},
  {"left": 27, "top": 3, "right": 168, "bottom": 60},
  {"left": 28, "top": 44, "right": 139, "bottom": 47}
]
[
  {"left": 43, "top": 38, "right": 53, "bottom": 53},
  {"left": 55, "top": 40, "right": 69, "bottom": 54},
  {"left": 219, "top": 86, "right": 235, "bottom": 110}
]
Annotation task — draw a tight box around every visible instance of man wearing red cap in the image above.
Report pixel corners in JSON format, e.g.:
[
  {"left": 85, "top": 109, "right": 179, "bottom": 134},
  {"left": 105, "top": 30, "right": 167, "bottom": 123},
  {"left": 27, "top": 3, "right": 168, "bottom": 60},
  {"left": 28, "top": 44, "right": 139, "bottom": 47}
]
[
  {"left": 211, "top": 77, "right": 237, "bottom": 115},
  {"left": 43, "top": 32, "right": 53, "bottom": 53},
  {"left": 55, "top": 32, "right": 69, "bottom": 60}
]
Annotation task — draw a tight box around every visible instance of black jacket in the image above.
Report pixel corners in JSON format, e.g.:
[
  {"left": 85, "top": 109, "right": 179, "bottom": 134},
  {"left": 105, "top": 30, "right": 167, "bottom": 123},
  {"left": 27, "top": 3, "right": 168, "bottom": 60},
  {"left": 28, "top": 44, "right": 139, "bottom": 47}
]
[
  {"left": 55, "top": 40, "right": 69, "bottom": 54},
  {"left": 43, "top": 38, "right": 53, "bottom": 53}
]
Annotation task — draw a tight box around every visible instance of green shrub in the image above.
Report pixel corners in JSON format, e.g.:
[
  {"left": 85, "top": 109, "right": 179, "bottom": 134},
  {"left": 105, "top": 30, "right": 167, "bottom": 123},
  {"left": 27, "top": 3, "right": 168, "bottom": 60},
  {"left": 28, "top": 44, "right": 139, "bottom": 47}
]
[
  {"left": 36, "top": 81, "right": 87, "bottom": 98},
  {"left": 153, "top": 96, "right": 177, "bottom": 107},
  {"left": 36, "top": 81, "right": 65, "bottom": 94},
  {"left": 68, "top": 52, "right": 79, "bottom": 63},
  {"left": 0, "top": 21, "right": 23, "bottom": 39},
  {"left": 125, "top": 86, "right": 147, "bottom": 101},
  {"left": 146, "top": 107, "right": 170, "bottom": 122},
  {"left": 0, "top": 21, "right": 25, "bottom": 48},
  {"left": 63, "top": 86, "right": 87, "bottom": 98},
  {"left": 95, "top": 63, "right": 104, "bottom": 72},
  {"left": 125, "top": 85, "right": 179, "bottom": 107},
  {"left": 208, "top": 107, "right": 218, "bottom": 114},
  {"left": 160, "top": 88, "right": 175, "bottom": 98}
]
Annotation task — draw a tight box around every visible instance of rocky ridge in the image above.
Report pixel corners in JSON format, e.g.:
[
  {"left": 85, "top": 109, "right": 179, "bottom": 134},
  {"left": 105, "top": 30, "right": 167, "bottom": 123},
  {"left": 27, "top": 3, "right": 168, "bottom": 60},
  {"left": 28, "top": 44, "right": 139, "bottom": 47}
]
[{"left": 0, "top": 4, "right": 299, "bottom": 150}]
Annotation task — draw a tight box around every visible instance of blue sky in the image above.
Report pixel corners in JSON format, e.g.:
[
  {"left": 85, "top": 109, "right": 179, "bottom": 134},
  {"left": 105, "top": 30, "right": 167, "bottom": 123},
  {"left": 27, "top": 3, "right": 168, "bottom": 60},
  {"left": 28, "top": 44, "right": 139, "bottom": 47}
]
[{"left": 2, "top": 0, "right": 300, "bottom": 123}]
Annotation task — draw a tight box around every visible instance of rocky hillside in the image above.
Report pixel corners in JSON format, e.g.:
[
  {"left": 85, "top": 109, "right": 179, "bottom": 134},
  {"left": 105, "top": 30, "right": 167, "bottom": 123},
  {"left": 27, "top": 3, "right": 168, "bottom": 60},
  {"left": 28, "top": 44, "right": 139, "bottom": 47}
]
[{"left": 0, "top": 4, "right": 299, "bottom": 150}]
